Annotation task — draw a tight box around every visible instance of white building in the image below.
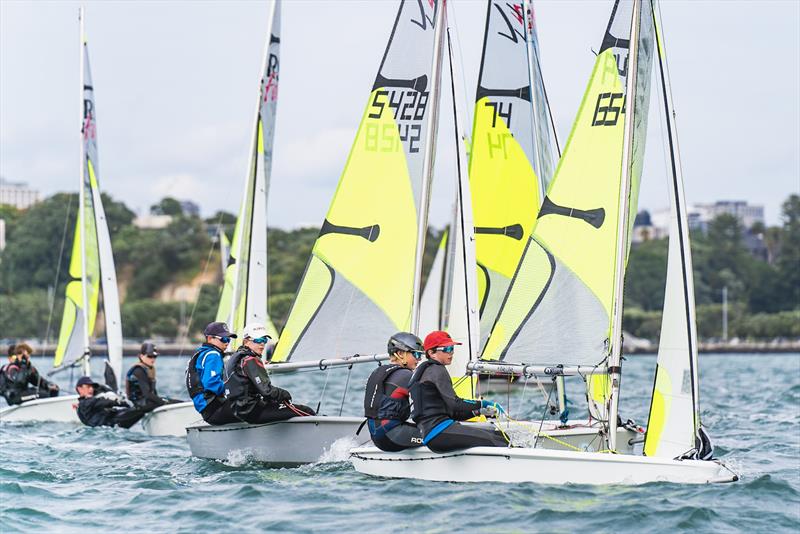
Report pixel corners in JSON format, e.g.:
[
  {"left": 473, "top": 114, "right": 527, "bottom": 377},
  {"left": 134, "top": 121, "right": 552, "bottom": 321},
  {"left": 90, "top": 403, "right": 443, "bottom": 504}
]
[
  {"left": 647, "top": 201, "right": 765, "bottom": 237},
  {"left": 0, "top": 177, "right": 40, "bottom": 209}
]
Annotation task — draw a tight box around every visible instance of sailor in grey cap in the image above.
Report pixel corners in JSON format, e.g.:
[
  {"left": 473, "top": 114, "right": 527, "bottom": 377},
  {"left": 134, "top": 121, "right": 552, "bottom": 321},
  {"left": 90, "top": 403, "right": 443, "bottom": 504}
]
[{"left": 125, "top": 342, "right": 180, "bottom": 413}]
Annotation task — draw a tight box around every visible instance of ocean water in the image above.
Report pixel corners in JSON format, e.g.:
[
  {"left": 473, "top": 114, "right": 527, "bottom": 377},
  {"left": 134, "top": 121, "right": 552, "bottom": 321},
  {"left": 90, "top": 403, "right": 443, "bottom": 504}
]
[{"left": 1, "top": 353, "right": 798, "bottom": 533}]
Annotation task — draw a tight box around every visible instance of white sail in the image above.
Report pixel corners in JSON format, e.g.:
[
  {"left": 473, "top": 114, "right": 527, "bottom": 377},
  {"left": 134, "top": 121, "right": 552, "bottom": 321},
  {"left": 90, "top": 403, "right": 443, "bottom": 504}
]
[
  {"left": 218, "top": 0, "right": 281, "bottom": 342},
  {"left": 444, "top": 14, "right": 480, "bottom": 398},
  {"left": 644, "top": 0, "right": 702, "bottom": 459},
  {"left": 419, "top": 230, "right": 448, "bottom": 333},
  {"left": 54, "top": 9, "right": 123, "bottom": 388}
]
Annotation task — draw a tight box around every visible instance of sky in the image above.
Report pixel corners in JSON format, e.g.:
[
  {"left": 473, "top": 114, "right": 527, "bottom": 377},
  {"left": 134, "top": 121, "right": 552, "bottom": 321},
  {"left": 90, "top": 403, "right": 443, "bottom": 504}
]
[{"left": 1, "top": 0, "right": 798, "bottom": 228}]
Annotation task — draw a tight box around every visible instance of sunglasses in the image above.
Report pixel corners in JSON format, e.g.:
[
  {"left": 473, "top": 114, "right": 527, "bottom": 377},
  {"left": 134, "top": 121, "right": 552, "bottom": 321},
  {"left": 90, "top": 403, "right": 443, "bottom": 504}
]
[
  {"left": 434, "top": 346, "right": 454, "bottom": 354},
  {"left": 215, "top": 336, "right": 232, "bottom": 344},
  {"left": 144, "top": 354, "right": 158, "bottom": 359},
  {"left": 250, "top": 336, "right": 270, "bottom": 345}
]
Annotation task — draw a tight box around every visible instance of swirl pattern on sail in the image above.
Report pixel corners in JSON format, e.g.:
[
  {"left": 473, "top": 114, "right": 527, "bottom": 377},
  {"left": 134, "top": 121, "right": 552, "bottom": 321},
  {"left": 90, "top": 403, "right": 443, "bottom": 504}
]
[
  {"left": 273, "top": 0, "right": 442, "bottom": 362},
  {"left": 469, "top": 0, "right": 557, "bottom": 352},
  {"left": 483, "top": 0, "right": 654, "bottom": 367}
]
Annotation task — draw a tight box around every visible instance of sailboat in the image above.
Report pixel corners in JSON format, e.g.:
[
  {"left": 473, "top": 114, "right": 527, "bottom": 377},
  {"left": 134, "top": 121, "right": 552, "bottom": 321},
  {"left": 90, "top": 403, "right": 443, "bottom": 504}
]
[
  {"left": 1, "top": 9, "right": 123, "bottom": 424},
  {"left": 352, "top": 0, "right": 738, "bottom": 484},
  {"left": 187, "top": 0, "right": 449, "bottom": 464},
  {"left": 140, "top": 0, "right": 284, "bottom": 437}
]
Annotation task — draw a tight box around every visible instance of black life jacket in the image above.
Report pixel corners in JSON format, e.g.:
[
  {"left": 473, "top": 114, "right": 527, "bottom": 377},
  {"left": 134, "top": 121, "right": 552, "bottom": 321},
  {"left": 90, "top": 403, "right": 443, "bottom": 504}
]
[
  {"left": 185, "top": 345, "right": 217, "bottom": 400},
  {"left": 0, "top": 364, "right": 8, "bottom": 394},
  {"left": 408, "top": 359, "right": 446, "bottom": 424},
  {"left": 223, "top": 348, "right": 254, "bottom": 403},
  {"left": 126, "top": 361, "right": 155, "bottom": 403},
  {"left": 364, "top": 364, "right": 411, "bottom": 421}
]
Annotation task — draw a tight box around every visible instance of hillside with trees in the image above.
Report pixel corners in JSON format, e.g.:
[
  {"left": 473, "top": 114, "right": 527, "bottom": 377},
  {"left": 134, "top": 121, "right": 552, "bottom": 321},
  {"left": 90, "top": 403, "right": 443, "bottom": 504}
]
[{"left": 1, "top": 194, "right": 797, "bottom": 344}]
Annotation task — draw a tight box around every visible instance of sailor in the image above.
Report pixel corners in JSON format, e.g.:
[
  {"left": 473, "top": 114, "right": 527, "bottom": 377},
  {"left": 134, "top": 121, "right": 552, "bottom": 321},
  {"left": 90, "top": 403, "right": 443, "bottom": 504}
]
[
  {"left": 185, "top": 321, "right": 239, "bottom": 425},
  {"left": 125, "top": 342, "right": 179, "bottom": 413},
  {"left": 75, "top": 376, "right": 146, "bottom": 429},
  {"left": 0, "top": 343, "right": 60, "bottom": 406},
  {"left": 409, "top": 331, "right": 508, "bottom": 453},
  {"left": 363, "top": 332, "right": 424, "bottom": 452},
  {"left": 223, "top": 323, "right": 315, "bottom": 423}
]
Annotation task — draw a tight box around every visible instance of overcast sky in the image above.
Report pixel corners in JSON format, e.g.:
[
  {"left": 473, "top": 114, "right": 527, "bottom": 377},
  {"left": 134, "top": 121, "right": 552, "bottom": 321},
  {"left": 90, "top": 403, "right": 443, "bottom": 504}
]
[{"left": 1, "top": 0, "right": 798, "bottom": 227}]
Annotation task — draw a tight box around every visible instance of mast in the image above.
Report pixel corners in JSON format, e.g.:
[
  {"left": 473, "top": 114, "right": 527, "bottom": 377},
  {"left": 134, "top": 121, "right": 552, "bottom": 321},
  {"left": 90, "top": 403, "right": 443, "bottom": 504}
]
[
  {"left": 78, "top": 7, "right": 91, "bottom": 377},
  {"left": 412, "top": 1, "right": 447, "bottom": 334},
  {"left": 607, "top": 0, "right": 642, "bottom": 451},
  {"left": 522, "top": 0, "right": 545, "bottom": 203}
]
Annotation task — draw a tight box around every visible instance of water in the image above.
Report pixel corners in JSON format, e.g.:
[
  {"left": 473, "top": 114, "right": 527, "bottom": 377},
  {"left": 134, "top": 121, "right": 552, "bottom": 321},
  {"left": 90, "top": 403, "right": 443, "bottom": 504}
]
[{"left": 2, "top": 353, "right": 799, "bottom": 532}]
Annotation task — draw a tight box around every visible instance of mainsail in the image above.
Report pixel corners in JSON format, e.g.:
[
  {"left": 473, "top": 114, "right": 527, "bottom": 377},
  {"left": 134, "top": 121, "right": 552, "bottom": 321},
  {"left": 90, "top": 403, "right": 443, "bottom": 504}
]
[
  {"left": 54, "top": 9, "right": 124, "bottom": 387},
  {"left": 216, "top": 0, "right": 281, "bottom": 342},
  {"left": 469, "top": 0, "right": 558, "bottom": 351},
  {"left": 644, "top": 0, "right": 702, "bottom": 459},
  {"left": 482, "top": 0, "right": 654, "bottom": 368},
  {"left": 273, "top": 0, "right": 446, "bottom": 362}
]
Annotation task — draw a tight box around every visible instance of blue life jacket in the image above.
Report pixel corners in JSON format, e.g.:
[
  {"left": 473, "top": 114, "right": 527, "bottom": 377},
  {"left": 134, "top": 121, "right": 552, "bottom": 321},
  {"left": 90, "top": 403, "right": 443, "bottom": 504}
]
[{"left": 185, "top": 344, "right": 224, "bottom": 413}]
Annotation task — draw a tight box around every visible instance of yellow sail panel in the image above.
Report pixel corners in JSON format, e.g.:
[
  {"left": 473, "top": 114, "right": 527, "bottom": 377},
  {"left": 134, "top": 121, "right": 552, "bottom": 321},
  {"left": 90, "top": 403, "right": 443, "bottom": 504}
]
[
  {"left": 536, "top": 50, "right": 625, "bottom": 317},
  {"left": 643, "top": 365, "right": 670, "bottom": 456},
  {"left": 53, "top": 165, "right": 101, "bottom": 367},
  {"left": 470, "top": 96, "right": 540, "bottom": 297},
  {"left": 315, "top": 90, "right": 416, "bottom": 329},
  {"left": 482, "top": 1, "right": 636, "bottom": 366},
  {"left": 273, "top": 90, "right": 417, "bottom": 362}
]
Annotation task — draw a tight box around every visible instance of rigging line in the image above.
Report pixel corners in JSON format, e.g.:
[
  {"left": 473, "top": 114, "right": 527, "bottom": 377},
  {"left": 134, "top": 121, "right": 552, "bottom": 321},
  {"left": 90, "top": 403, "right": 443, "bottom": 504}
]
[
  {"left": 448, "top": 2, "right": 472, "bottom": 143},
  {"left": 316, "top": 366, "right": 332, "bottom": 414},
  {"left": 532, "top": 377, "right": 555, "bottom": 449},
  {"left": 338, "top": 363, "right": 354, "bottom": 417},
  {"left": 44, "top": 193, "right": 75, "bottom": 347},
  {"left": 177, "top": 212, "right": 226, "bottom": 359}
]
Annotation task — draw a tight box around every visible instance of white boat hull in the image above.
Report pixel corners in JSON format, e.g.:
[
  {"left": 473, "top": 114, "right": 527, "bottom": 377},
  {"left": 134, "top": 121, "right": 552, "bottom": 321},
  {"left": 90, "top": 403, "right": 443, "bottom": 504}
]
[
  {"left": 490, "top": 420, "right": 638, "bottom": 453},
  {"left": 186, "top": 416, "right": 366, "bottom": 465},
  {"left": 0, "top": 395, "right": 81, "bottom": 423},
  {"left": 351, "top": 446, "right": 738, "bottom": 485},
  {"left": 138, "top": 401, "right": 201, "bottom": 437}
]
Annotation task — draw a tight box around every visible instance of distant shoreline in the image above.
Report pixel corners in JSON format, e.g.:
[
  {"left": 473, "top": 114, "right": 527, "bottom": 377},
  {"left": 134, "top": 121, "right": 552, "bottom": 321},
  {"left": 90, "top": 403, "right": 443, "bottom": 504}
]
[{"left": 8, "top": 341, "right": 799, "bottom": 357}]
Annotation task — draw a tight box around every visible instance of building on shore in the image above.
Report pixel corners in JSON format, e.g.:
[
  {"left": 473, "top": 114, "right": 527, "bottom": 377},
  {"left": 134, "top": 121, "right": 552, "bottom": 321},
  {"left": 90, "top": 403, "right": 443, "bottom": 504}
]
[{"left": 0, "top": 177, "right": 40, "bottom": 210}]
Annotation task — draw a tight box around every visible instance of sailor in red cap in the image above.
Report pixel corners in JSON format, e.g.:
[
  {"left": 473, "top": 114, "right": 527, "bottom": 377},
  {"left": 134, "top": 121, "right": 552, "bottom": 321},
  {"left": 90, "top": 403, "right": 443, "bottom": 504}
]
[{"left": 407, "top": 331, "right": 508, "bottom": 453}]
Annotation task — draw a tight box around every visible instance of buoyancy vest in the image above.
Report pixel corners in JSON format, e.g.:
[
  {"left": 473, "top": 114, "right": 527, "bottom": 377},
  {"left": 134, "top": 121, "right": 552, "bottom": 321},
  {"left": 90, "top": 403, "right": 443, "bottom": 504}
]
[
  {"left": 364, "top": 364, "right": 411, "bottom": 422},
  {"left": 185, "top": 345, "right": 217, "bottom": 401},
  {"left": 223, "top": 348, "right": 253, "bottom": 403},
  {"left": 408, "top": 360, "right": 447, "bottom": 425},
  {"left": 126, "top": 361, "right": 156, "bottom": 403}
]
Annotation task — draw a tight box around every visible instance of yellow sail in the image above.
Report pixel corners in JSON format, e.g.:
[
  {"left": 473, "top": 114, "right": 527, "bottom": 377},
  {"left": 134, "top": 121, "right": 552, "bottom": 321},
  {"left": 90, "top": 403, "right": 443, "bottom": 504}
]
[
  {"left": 483, "top": 0, "right": 654, "bottom": 367},
  {"left": 469, "top": 1, "right": 558, "bottom": 352},
  {"left": 273, "top": 0, "right": 443, "bottom": 362}
]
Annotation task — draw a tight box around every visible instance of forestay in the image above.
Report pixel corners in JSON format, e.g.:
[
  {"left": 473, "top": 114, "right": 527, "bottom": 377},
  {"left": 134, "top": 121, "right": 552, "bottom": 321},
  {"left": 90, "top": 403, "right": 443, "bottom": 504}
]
[
  {"left": 273, "top": 0, "right": 445, "bottom": 363},
  {"left": 469, "top": 0, "right": 557, "bottom": 352},
  {"left": 54, "top": 11, "right": 123, "bottom": 387},
  {"left": 217, "top": 0, "right": 281, "bottom": 342},
  {"left": 482, "top": 0, "right": 654, "bottom": 368}
]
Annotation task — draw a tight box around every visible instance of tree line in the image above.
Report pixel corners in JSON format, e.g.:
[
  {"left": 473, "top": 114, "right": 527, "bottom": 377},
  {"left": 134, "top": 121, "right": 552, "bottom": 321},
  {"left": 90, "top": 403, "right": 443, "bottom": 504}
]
[{"left": 0, "top": 193, "right": 797, "bottom": 343}]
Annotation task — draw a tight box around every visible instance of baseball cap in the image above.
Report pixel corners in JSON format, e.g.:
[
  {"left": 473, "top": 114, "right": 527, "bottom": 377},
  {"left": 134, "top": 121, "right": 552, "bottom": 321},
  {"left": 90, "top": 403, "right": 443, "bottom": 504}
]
[
  {"left": 242, "top": 323, "right": 270, "bottom": 340},
  {"left": 203, "top": 321, "right": 237, "bottom": 338},
  {"left": 140, "top": 342, "right": 158, "bottom": 356},
  {"left": 75, "top": 376, "right": 98, "bottom": 388},
  {"left": 423, "top": 331, "right": 463, "bottom": 352}
]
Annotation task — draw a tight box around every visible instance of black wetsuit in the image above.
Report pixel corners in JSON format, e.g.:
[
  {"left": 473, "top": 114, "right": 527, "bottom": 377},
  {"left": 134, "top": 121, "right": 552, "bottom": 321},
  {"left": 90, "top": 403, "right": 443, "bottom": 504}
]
[
  {"left": 76, "top": 386, "right": 146, "bottom": 429},
  {"left": 126, "top": 361, "right": 178, "bottom": 413},
  {"left": 364, "top": 365, "right": 422, "bottom": 452},
  {"left": 0, "top": 361, "right": 59, "bottom": 406},
  {"left": 224, "top": 346, "right": 315, "bottom": 424},
  {"left": 409, "top": 359, "right": 507, "bottom": 453}
]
